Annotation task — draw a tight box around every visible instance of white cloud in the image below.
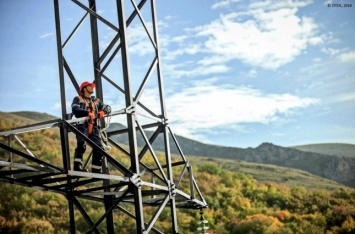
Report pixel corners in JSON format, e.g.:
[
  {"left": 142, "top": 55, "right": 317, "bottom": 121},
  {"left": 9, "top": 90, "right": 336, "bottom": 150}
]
[
  {"left": 189, "top": 6, "right": 322, "bottom": 70},
  {"left": 39, "top": 32, "right": 53, "bottom": 39},
  {"left": 338, "top": 51, "right": 355, "bottom": 63},
  {"left": 249, "top": 0, "right": 313, "bottom": 10},
  {"left": 163, "top": 85, "right": 319, "bottom": 139},
  {"left": 211, "top": 0, "right": 242, "bottom": 9},
  {"left": 321, "top": 47, "right": 341, "bottom": 56},
  {"left": 332, "top": 92, "right": 355, "bottom": 103}
]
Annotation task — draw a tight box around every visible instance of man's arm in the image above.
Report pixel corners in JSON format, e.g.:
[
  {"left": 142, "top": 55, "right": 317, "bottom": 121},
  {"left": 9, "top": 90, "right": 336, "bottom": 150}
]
[{"left": 71, "top": 96, "right": 89, "bottom": 118}]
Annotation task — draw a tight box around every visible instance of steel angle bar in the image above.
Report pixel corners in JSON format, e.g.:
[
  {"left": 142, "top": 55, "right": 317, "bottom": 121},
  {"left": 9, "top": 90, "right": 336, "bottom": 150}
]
[
  {"left": 71, "top": 0, "right": 119, "bottom": 32},
  {"left": 108, "top": 138, "right": 166, "bottom": 185},
  {"left": 54, "top": 0, "right": 68, "bottom": 120},
  {"left": 68, "top": 170, "right": 129, "bottom": 182},
  {"left": 12, "top": 135, "right": 62, "bottom": 187},
  {"left": 130, "top": 0, "right": 157, "bottom": 49},
  {"left": 0, "top": 142, "right": 62, "bottom": 173},
  {"left": 80, "top": 190, "right": 129, "bottom": 197},
  {"left": 97, "top": 0, "right": 146, "bottom": 67},
  {"left": 87, "top": 189, "right": 130, "bottom": 233},
  {"left": 13, "top": 135, "right": 35, "bottom": 157},
  {"left": 100, "top": 72, "right": 126, "bottom": 93},
  {"left": 103, "top": 73, "right": 161, "bottom": 119},
  {"left": 141, "top": 189, "right": 167, "bottom": 198},
  {"left": 0, "top": 119, "right": 61, "bottom": 137},
  {"left": 139, "top": 163, "right": 165, "bottom": 184},
  {"left": 97, "top": 38, "right": 121, "bottom": 74},
  {"left": 16, "top": 172, "right": 59, "bottom": 183},
  {"left": 62, "top": 6, "right": 91, "bottom": 49},
  {"left": 73, "top": 185, "right": 126, "bottom": 197},
  {"left": 107, "top": 122, "right": 160, "bottom": 137},
  {"left": 0, "top": 161, "right": 42, "bottom": 172},
  {"left": 102, "top": 71, "right": 162, "bottom": 119},
  {"left": 0, "top": 169, "right": 32, "bottom": 179},
  {"left": 63, "top": 120, "right": 132, "bottom": 175},
  {"left": 66, "top": 109, "right": 126, "bottom": 126},
  {"left": 189, "top": 164, "right": 195, "bottom": 199},
  {"left": 114, "top": 204, "right": 164, "bottom": 234},
  {"left": 134, "top": 57, "right": 158, "bottom": 103},
  {"left": 141, "top": 181, "right": 169, "bottom": 191},
  {"left": 136, "top": 100, "right": 161, "bottom": 119},
  {"left": 144, "top": 194, "right": 169, "bottom": 233},
  {"left": 36, "top": 175, "right": 84, "bottom": 185},
  {"left": 107, "top": 138, "right": 130, "bottom": 156},
  {"left": 136, "top": 120, "right": 168, "bottom": 182},
  {"left": 174, "top": 190, "right": 206, "bottom": 209},
  {"left": 167, "top": 126, "right": 188, "bottom": 162},
  {"left": 72, "top": 197, "right": 100, "bottom": 234},
  {"left": 137, "top": 124, "right": 162, "bottom": 160},
  {"left": 135, "top": 111, "right": 162, "bottom": 122},
  {"left": 0, "top": 174, "right": 67, "bottom": 195},
  {"left": 192, "top": 176, "right": 208, "bottom": 205},
  {"left": 63, "top": 58, "right": 79, "bottom": 90},
  {"left": 174, "top": 160, "right": 189, "bottom": 188},
  {"left": 149, "top": 160, "right": 186, "bottom": 171},
  {"left": 49, "top": 177, "right": 101, "bottom": 190},
  {"left": 127, "top": 0, "right": 148, "bottom": 25}
]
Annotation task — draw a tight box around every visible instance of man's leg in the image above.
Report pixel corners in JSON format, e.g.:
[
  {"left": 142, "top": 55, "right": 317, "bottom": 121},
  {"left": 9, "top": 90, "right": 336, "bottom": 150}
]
[
  {"left": 91, "top": 127, "right": 104, "bottom": 173},
  {"left": 74, "top": 141, "right": 86, "bottom": 171},
  {"left": 74, "top": 125, "right": 87, "bottom": 171}
]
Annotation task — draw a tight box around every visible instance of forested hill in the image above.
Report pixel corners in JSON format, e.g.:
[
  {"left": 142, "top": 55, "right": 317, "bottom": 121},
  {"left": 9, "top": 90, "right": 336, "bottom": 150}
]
[{"left": 1, "top": 111, "right": 355, "bottom": 233}]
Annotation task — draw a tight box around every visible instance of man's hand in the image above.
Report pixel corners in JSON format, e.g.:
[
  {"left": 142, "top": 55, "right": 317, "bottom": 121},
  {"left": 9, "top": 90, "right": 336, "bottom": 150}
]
[
  {"left": 88, "top": 112, "right": 95, "bottom": 120},
  {"left": 99, "top": 111, "right": 105, "bottom": 119}
]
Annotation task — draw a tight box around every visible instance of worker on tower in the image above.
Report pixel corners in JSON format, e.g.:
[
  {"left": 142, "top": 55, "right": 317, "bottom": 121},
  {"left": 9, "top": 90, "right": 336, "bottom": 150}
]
[{"left": 71, "top": 81, "right": 111, "bottom": 173}]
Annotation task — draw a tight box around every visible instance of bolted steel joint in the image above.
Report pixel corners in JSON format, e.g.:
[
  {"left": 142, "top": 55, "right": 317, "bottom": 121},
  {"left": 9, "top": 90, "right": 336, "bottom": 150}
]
[
  {"left": 129, "top": 173, "right": 142, "bottom": 188},
  {"left": 125, "top": 105, "right": 135, "bottom": 114},
  {"left": 169, "top": 182, "right": 176, "bottom": 198}
]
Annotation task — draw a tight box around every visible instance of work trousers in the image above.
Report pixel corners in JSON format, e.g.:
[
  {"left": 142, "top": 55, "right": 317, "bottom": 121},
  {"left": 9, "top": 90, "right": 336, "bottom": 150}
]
[{"left": 74, "top": 124, "right": 103, "bottom": 172}]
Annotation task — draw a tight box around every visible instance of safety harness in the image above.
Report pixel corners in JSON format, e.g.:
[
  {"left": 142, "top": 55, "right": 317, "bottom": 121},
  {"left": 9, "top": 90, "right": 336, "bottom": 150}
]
[
  {"left": 78, "top": 95, "right": 99, "bottom": 136},
  {"left": 77, "top": 95, "right": 111, "bottom": 151}
]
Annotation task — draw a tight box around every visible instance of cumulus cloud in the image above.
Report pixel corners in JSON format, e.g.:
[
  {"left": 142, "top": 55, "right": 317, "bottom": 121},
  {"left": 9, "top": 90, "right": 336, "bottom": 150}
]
[
  {"left": 189, "top": 6, "right": 322, "bottom": 70},
  {"left": 156, "top": 0, "right": 325, "bottom": 79}
]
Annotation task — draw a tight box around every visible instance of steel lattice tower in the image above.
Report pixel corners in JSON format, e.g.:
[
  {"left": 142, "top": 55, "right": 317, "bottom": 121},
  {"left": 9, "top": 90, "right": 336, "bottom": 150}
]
[{"left": 0, "top": 0, "right": 207, "bottom": 233}]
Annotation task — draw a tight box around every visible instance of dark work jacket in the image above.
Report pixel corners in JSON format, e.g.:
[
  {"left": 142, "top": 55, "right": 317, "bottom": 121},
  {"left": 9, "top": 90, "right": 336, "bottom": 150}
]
[{"left": 71, "top": 95, "right": 110, "bottom": 118}]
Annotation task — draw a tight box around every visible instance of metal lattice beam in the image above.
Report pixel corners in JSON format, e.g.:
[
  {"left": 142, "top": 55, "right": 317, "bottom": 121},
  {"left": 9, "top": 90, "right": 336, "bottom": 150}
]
[{"left": 0, "top": 0, "right": 207, "bottom": 233}]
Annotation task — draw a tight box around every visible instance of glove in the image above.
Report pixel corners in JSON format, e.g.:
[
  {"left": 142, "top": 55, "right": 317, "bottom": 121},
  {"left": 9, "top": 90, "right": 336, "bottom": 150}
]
[
  {"left": 88, "top": 112, "right": 95, "bottom": 121},
  {"left": 99, "top": 111, "right": 105, "bottom": 119}
]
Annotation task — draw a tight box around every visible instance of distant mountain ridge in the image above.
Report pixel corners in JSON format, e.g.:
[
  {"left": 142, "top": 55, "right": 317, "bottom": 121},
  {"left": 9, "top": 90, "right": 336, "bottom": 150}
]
[
  {"left": 3, "top": 111, "right": 355, "bottom": 187},
  {"left": 291, "top": 143, "right": 355, "bottom": 158},
  {"left": 107, "top": 123, "right": 355, "bottom": 187}
]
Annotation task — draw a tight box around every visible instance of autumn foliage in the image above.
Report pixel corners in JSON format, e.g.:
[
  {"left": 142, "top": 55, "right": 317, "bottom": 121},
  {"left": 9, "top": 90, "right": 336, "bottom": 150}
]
[{"left": 0, "top": 114, "right": 354, "bottom": 233}]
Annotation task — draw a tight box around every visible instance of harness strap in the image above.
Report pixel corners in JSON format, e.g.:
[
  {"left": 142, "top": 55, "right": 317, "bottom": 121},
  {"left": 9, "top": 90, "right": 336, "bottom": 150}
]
[{"left": 78, "top": 95, "right": 98, "bottom": 136}]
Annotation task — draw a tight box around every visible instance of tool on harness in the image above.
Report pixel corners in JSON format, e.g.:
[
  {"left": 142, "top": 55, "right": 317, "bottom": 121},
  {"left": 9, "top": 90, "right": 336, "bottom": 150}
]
[{"left": 87, "top": 100, "right": 95, "bottom": 136}]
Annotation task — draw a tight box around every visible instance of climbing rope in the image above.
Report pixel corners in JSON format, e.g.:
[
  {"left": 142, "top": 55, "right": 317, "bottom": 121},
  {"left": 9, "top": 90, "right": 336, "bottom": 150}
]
[{"left": 100, "top": 114, "right": 111, "bottom": 151}]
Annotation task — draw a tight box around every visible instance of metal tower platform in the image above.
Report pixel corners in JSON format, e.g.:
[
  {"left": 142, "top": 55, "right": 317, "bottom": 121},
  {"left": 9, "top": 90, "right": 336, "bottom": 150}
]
[{"left": 0, "top": 0, "right": 207, "bottom": 233}]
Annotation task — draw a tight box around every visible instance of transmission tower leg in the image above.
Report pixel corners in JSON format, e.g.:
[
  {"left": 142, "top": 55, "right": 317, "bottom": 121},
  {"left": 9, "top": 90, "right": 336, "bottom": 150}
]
[
  {"left": 68, "top": 197, "right": 76, "bottom": 233},
  {"left": 87, "top": 0, "right": 115, "bottom": 232},
  {"left": 116, "top": 0, "right": 145, "bottom": 232}
]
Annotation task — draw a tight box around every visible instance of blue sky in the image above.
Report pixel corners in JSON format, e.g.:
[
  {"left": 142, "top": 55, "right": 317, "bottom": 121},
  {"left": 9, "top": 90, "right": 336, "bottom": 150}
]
[{"left": 0, "top": 0, "right": 354, "bottom": 148}]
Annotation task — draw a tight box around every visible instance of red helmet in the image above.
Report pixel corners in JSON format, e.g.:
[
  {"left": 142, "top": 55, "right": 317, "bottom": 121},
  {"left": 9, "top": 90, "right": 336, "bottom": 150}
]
[{"left": 79, "top": 81, "right": 95, "bottom": 94}]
